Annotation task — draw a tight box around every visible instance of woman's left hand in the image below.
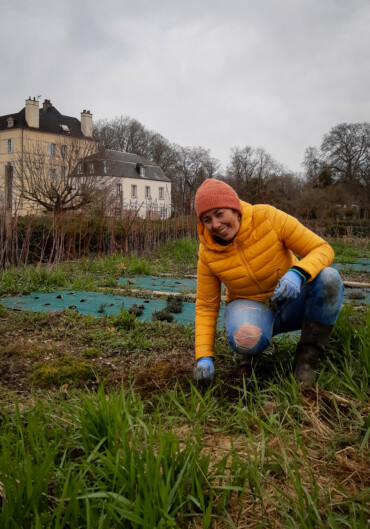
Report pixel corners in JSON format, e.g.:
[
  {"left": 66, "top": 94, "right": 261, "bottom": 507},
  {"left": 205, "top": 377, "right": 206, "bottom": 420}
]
[{"left": 271, "top": 270, "right": 303, "bottom": 302}]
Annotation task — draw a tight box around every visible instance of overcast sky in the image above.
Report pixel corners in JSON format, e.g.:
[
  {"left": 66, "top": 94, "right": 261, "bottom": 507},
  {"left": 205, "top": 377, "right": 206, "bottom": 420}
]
[{"left": 1, "top": 0, "right": 369, "bottom": 173}]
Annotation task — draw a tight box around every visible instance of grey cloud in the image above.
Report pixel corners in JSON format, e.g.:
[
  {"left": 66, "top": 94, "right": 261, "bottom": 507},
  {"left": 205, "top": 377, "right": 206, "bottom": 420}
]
[{"left": 1, "top": 0, "right": 369, "bottom": 172}]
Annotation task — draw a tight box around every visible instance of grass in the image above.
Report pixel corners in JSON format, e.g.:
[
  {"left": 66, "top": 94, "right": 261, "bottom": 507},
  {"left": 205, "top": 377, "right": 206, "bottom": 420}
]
[
  {"left": 0, "top": 236, "right": 369, "bottom": 527},
  {"left": 0, "top": 238, "right": 199, "bottom": 297},
  {"left": 329, "top": 237, "right": 370, "bottom": 263},
  {"left": 0, "top": 301, "right": 368, "bottom": 527},
  {"left": 0, "top": 375, "right": 368, "bottom": 527},
  {"left": 0, "top": 235, "right": 367, "bottom": 298}
]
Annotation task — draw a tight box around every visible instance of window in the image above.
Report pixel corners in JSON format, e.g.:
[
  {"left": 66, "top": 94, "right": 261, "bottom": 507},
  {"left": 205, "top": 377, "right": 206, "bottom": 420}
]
[
  {"left": 136, "top": 163, "right": 145, "bottom": 177},
  {"left": 5, "top": 162, "right": 14, "bottom": 176},
  {"left": 145, "top": 186, "right": 151, "bottom": 199},
  {"left": 89, "top": 162, "right": 95, "bottom": 174},
  {"left": 116, "top": 183, "right": 122, "bottom": 195},
  {"left": 77, "top": 163, "right": 83, "bottom": 175},
  {"left": 159, "top": 187, "right": 164, "bottom": 200},
  {"left": 103, "top": 161, "right": 107, "bottom": 174},
  {"left": 60, "top": 145, "right": 67, "bottom": 157},
  {"left": 160, "top": 207, "right": 167, "bottom": 220},
  {"left": 48, "top": 143, "right": 56, "bottom": 156},
  {"left": 5, "top": 163, "right": 13, "bottom": 207},
  {"left": 49, "top": 169, "right": 58, "bottom": 180},
  {"left": 5, "top": 139, "right": 13, "bottom": 153},
  {"left": 131, "top": 185, "right": 137, "bottom": 198},
  {"left": 61, "top": 166, "right": 66, "bottom": 178}
]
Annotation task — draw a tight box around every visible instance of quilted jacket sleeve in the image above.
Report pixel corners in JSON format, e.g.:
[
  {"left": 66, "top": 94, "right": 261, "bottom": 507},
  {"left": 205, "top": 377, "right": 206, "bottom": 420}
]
[
  {"left": 268, "top": 206, "right": 334, "bottom": 279},
  {"left": 195, "top": 252, "right": 221, "bottom": 360}
]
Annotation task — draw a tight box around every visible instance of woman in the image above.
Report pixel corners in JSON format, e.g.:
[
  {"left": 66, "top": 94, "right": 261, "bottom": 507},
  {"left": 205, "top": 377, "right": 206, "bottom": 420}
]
[{"left": 193, "top": 179, "right": 344, "bottom": 385}]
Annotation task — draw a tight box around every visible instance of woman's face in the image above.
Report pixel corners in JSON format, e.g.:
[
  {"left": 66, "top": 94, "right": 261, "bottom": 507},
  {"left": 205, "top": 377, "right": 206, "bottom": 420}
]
[{"left": 201, "top": 208, "right": 241, "bottom": 242}]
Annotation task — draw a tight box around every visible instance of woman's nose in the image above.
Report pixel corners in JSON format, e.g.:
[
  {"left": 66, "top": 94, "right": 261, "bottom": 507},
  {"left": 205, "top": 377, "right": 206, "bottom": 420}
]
[{"left": 212, "top": 218, "right": 221, "bottom": 229}]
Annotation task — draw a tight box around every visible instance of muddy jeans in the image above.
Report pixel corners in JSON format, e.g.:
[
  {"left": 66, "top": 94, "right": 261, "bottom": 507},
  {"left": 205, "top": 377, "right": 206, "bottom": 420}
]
[{"left": 225, "top": 268, "right": 344, "bottom": 356}]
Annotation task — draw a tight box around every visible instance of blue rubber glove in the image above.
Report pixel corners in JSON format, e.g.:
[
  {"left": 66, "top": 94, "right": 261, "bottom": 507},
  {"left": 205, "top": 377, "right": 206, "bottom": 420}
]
[
  {"left": 194, "top": 357, "right": 214, "bottom": 382},
  {"left": 271, "top": 270, "right": 303, "bottom": 302}
]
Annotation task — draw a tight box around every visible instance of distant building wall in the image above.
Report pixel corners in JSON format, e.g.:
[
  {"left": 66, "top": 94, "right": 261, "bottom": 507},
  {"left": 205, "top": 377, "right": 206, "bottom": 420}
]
[{"left": 0, "top": 128, "right": 96, "bottom": 215}]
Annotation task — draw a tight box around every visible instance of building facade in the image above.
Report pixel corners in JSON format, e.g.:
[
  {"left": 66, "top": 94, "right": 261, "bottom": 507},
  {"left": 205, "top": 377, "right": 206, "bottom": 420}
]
[
  {"left": 0, "top": 97, "right": 97, "bottom": 215},
  {"left": 76, "top": 149, "right": 172, "bottom": 219}
]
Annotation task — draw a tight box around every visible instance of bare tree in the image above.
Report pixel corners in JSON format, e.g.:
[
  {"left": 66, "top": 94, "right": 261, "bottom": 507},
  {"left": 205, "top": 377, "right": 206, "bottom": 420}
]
[
  {"left": 94, "top": 115, "right": 224, "bottom": 215},
  {"left": 302, "top": 146, "right": 333, "bottom": 189},
  {"left": 11, "top": 137, "right": 109, "bottom": 214},
  {"left": 146, "top": 133, "right": 178, "bottom": 174},
  {"left": 172, "top": 146, "right": 221, "bottom": 214},
  {"left": 94, "top": 116, "right": 150, "bottom": 156},
  {"left": 301, "top": 122, "right": 370, "bottom": 216},
  {"left": 94, "top": 116, "right": 180, "bottom": 174},
  {"left": 226, "top": 146, "right": 283, "bottom": 203},
  {"left": 321, "top": 122, "right": 370, "bottom": 186}
]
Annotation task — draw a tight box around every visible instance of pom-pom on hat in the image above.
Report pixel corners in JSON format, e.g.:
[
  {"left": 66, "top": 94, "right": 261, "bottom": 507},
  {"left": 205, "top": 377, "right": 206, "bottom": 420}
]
[{"left": 195, "top": 179, "right": 242, "bottom": 219}]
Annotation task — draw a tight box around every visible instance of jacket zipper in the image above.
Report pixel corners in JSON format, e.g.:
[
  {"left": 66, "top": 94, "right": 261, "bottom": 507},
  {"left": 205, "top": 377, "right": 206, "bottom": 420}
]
[{"left": 234, "top": 241, "right": 264, "bottom": 291}]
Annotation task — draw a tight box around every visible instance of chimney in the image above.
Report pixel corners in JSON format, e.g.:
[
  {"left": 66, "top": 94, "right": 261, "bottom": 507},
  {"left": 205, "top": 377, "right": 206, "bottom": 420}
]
[
  {"left": 25, "top": 97, "right": 39, "bottom": 128},
  {"left": 81, "top": 109, "right": 93, "bottom": 137},
  {"left": 43, "top": 99, "right": 52, "bottom": 112}
]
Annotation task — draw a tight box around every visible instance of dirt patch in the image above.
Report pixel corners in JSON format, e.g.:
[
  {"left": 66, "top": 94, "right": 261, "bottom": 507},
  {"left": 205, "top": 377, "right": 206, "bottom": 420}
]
[
  {"left": 0, "top": 309, "right": 195, "bottom": 397},
  {"left": 341, "top": 271, "right": 369, "bottom": 284}
]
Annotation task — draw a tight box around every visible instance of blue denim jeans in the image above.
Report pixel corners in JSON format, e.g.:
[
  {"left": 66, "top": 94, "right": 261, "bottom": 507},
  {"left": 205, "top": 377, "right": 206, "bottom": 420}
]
[{"left": 225, "top": 268, "right": 344, "bottom": 356}]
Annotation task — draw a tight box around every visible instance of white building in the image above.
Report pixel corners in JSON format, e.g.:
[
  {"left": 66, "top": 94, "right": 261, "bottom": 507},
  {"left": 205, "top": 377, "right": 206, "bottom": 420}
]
[{"left": 76, "top": 149, "right": 172, "bottom": 219}]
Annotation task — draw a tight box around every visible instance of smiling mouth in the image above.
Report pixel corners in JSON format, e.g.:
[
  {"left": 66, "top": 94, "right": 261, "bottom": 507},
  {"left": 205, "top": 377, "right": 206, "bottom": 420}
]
[{"left": 215, "top": 226, "right": 228, "bottom": 235}]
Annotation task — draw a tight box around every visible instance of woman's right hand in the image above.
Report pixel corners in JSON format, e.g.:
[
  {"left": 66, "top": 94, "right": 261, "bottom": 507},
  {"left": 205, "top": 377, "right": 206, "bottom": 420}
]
[{"left": 193, "top": 357, "right": 214, "bottom": 383}]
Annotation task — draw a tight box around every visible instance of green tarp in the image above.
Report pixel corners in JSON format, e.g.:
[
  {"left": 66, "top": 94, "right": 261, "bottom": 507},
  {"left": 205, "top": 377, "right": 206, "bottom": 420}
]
[
  {"left": 0, "top": 258, "right": 368, "bottom": 325},
  {"left": 0, "top": 290, "right": 226, "bottom": 328}
]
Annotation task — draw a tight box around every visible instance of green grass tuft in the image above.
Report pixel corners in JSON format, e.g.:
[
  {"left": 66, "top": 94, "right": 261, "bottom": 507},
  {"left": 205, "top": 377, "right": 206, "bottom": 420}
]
[{"left": 31, "top": 356, "right": 96, "bottom": 388}]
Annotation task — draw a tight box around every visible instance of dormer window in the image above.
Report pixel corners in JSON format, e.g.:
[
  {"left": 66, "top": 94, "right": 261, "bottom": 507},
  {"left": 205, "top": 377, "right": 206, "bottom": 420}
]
[
  {"left": 88, "top": 162, "right": 95, "bottom": 174},
  {"left": 60, "top": 124, "right": 70, "bottom": 133},
  {"left": 77, "top": 163, "right": 83, "bottom": 175},
  {"left": 7, "top": 116, "right": 14, "bottom": 128},
  {"left": 136, "top": 163, "right": 145, "bottom": 177}
]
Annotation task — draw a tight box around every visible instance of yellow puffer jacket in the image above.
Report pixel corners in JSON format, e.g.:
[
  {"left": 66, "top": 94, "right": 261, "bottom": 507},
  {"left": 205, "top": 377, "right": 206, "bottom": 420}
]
[{"left": 195, "top": 201, "right": 334, "bottom": 360}]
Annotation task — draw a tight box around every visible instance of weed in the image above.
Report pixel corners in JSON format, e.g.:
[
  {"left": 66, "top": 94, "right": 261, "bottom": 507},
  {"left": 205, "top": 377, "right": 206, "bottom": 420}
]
[
  {"left": 329, "top": 237, "right": 370, "bottom": 261},
  {"left": 152, "top": 308, "right": 174, "bottom": 322},
  {"left": 82, "top": 347, "right": 101, "bottom": 358},
  {"left": 110, "top": 307, "right": 137, "bottom": 330},
  {"left": 124, "top": 255, "right": 152, "bottom": 275},
  {"left": 31, "top": 356, "right": 96, "bottom": 388},
  {"left": 128, "top": 303, "right": 144, "bottom": 316},
  {"left": 166, "top": 294, "right": 183, "bottom": 313}
]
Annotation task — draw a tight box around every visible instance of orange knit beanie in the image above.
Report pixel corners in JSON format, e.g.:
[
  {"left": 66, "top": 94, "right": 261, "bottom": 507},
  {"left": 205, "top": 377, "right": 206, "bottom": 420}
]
[{"left": 195, "top": 179, "right": 242, "bottom": 219}]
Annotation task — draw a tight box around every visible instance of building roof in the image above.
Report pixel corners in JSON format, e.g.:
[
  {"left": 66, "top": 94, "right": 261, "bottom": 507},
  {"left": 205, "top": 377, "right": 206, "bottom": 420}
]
[
  {"left": 81, "top": 149, "right": 171, "bottom": 182},
  {"left": 0, "top": 103, "right": 86, "bottom": 138}
]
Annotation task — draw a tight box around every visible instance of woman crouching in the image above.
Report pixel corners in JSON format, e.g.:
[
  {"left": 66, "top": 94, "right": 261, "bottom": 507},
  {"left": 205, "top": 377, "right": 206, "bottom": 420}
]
[{"left": 193, "top": 179, "right": 344, "bottom": 385}]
